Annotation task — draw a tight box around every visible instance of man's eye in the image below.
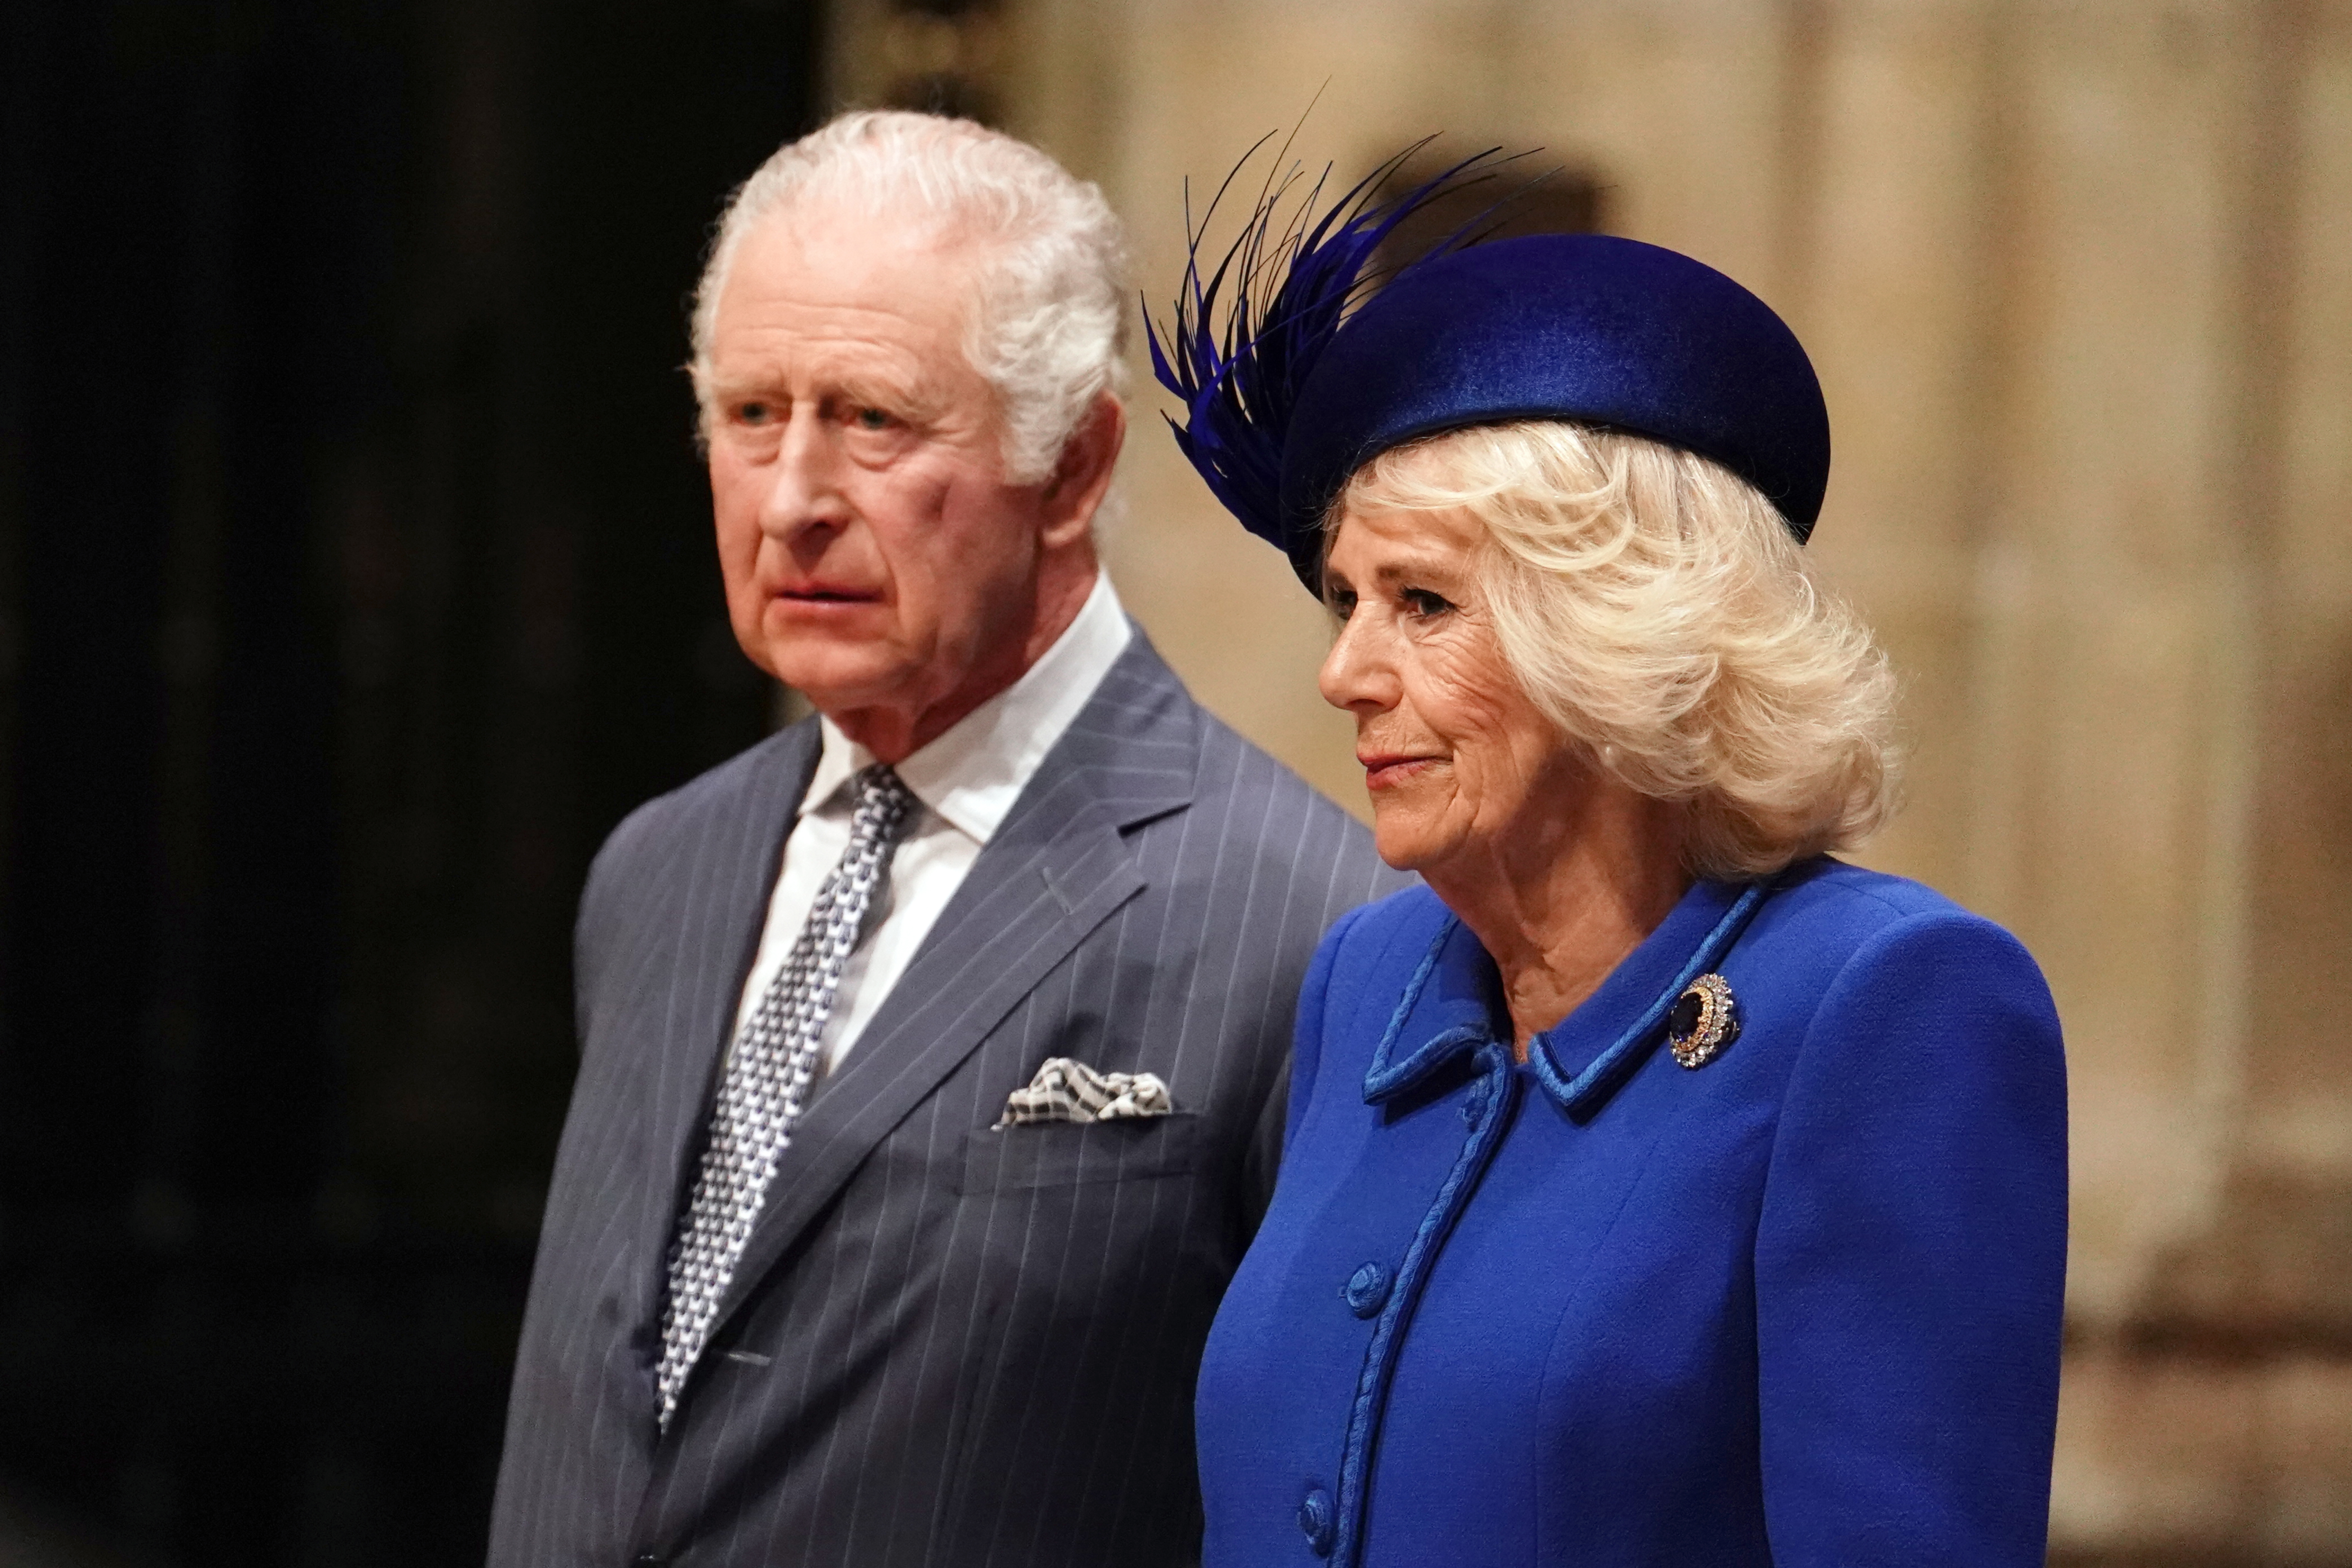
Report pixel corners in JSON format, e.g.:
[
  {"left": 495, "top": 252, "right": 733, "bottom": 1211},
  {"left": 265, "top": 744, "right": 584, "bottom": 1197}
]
[
  {"left": 735, "top": 401, "right": 774, "bottom": 425},
  {"left": 854, "top": 407, "right": 894, "bottom": 431},
  {"left": 1402, "top": 588, "right": 1454, "bottom": 619}
]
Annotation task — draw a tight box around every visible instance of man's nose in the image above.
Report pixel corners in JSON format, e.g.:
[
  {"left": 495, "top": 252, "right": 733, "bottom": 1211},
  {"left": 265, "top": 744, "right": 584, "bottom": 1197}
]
[{"left": 757, "top": 410, "right": 851, "bottom": 538}]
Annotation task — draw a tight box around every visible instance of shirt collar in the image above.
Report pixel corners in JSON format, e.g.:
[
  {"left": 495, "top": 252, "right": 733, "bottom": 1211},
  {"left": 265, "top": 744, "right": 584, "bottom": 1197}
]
[{"left": 798, "top": 570, "right": 1134, "bottom": 845}]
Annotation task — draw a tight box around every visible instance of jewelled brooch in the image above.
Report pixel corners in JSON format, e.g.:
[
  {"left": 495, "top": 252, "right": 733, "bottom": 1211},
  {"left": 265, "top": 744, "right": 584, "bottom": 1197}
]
[{"left": 1668, "top": 973, "right": 1740, "bottom": 1069}]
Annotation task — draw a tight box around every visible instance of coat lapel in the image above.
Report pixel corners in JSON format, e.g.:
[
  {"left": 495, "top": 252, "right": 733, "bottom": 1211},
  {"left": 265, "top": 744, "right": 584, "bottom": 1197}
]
[{"left": 701, "top": 633, "right": 1199, "bottom": 1345}]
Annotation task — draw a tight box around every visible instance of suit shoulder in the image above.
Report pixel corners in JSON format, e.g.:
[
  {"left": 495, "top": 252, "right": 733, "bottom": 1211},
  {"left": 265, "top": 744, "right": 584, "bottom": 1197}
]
[
  {"left": 588, "top": 724, "right": 813, "bottom": 888},
  {"left": 1127, "top": 703, "right": 1408, "bottom": 946},
  {"left": 1178, "top": 710, "right": 1402, "bottom": 881},
  {"left": 1186, "top": 708, "right": 1367, "bottom": 835}
]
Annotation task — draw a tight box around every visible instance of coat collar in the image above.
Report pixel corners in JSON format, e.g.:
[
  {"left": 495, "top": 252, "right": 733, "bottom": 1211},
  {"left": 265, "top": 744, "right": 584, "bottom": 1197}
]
[{"left": 1364, "top": 876, "right": 1774, "bottom": 1121}]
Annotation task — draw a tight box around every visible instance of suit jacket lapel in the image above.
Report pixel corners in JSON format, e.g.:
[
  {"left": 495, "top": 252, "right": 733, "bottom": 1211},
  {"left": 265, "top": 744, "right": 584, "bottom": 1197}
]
[{"left": 702, "top": 633, "right": 1199, "bottom": 1344}]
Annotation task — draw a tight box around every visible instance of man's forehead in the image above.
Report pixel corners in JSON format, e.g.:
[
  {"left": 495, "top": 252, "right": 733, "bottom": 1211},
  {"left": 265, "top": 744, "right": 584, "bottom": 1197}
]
[
  {"left": 738, "top": 200, "right": 981, "bottom": 298},
  {"left": 708, "top": 206, "right": 987, "bottom": 391},
  {"left": 724, "top": 209, "right": 976, "bottom": 311}
]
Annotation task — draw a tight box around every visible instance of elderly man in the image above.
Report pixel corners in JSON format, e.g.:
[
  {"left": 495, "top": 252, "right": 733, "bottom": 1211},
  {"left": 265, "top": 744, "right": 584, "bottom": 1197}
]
[{"left": 488, "top": 113, "right": 1397, "bottom": 1568}]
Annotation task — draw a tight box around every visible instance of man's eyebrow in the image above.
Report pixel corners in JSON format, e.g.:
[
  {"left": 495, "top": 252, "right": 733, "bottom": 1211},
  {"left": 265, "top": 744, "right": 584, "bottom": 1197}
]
[
  {"left": 707, "top": 361, "right": 943, "bottom": 419},
  {"left": 702, "top": 369, "right": 786, "bottom": 405},
  {"left": 834, "top": 366, "right": 938, "bottom": 414}
]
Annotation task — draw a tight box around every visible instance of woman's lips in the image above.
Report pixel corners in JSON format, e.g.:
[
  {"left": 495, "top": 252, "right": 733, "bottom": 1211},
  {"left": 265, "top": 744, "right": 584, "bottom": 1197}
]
[{"left": 1360, "top": 753, "right": 1439, "bottom": 791}]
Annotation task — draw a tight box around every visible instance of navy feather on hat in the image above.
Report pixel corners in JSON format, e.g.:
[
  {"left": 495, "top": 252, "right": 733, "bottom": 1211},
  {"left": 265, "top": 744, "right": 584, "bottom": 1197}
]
[{"left": 1150, "top": 152, "right": 1831, "bottom": 595}]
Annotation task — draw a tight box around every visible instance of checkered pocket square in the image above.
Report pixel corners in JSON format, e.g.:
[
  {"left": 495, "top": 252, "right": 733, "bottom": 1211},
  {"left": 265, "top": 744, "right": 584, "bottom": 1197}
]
[{"left": 994, "top": 1057, "right": 1174, "bottom": 1128}]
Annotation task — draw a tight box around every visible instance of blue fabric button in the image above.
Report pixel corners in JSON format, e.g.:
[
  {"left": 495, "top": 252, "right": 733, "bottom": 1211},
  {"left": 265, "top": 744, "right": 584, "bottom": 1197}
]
[
  {"left": 1297, "top": 1485, "right": 1336, "bottom": 1555},
  {"left": 1342, "top": 1262, "right": 1391, "bottom": 1318}
]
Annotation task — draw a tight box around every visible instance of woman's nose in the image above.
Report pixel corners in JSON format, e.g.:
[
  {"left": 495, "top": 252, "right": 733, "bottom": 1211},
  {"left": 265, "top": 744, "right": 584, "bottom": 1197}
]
[{"left": 1319, "top": 610, "right": 1400, "bottom": 714}]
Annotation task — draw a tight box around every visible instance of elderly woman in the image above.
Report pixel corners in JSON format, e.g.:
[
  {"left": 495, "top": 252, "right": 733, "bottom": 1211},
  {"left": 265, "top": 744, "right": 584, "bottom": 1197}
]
[{"left": 1152, "top": 169, "right": 2067, "bottom": 1568}]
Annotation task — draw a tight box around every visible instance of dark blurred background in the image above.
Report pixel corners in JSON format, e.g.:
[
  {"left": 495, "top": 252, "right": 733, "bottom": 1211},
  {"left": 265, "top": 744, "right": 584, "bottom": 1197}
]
[
  {"left": 12, "top": 2, "right": 2352, "bottom": 1564},
  {"left": 0, "top": 2, "right": 821, "bottom": 1561}
]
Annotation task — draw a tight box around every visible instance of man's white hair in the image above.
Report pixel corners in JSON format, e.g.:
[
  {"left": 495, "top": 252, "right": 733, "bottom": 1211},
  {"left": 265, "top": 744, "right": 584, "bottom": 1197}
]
[{"left": 689, "top": 111, "right": 1130, "bottom": 485}]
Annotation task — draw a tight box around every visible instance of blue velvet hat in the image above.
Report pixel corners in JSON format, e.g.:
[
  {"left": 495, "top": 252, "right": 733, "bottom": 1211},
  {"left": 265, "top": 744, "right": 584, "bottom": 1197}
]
[{"left": 1149, "top": 152, "right": 1831, "bottom": 593}]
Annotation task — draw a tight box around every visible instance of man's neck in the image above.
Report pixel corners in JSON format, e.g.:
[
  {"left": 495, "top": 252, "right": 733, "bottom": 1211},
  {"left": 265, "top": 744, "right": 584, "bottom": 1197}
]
[{"left": 829, "top": 551, "right": 1100, "bottom": 764}]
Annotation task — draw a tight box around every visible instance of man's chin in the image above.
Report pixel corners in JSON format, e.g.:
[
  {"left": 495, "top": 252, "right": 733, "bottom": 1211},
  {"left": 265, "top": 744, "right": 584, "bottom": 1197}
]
[
  {"left": 762, "top": 652, "right": 921, "bottom": 722},
  {"left": 750, "top": 613, "right": 893, "bottom": 677}
]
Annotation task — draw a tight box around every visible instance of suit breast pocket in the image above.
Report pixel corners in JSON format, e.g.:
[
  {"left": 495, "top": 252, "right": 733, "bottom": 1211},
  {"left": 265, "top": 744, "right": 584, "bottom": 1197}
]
[{"left": 956, "top": 1113, "right": 1203, "bottom": 1195}]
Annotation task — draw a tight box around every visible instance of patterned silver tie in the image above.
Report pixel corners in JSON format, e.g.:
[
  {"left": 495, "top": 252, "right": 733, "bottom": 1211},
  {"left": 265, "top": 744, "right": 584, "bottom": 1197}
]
[{"left": 655, "top": 763, "right": 915, "bottom": 1428}]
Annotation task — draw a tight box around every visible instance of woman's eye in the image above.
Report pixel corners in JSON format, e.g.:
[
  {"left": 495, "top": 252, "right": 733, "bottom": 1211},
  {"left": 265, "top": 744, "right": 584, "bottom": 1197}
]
[
  {"left": 853, "top": 407, "right": 894, "bottom": 431},
  {"left": 736, "top": 401, "right": 774, "bottom": 425},
  {"left": 1326, "top": 589, "right": 1358, "bottom": 619},
  {"left": 1402, "top": 588, "right": 1454, "bottom": 619}
]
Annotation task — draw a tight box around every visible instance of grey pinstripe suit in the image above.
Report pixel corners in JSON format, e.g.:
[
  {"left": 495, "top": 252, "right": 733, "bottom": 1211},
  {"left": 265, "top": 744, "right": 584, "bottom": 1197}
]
[{"left": 489, "top": 629, "right": 1402, "bottom": 1568}]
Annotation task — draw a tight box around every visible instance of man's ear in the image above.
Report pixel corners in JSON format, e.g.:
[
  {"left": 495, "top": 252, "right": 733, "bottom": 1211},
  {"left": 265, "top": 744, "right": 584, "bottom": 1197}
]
[{"left": 1039, "top": 393, "right": 1126, "bottom": 547}]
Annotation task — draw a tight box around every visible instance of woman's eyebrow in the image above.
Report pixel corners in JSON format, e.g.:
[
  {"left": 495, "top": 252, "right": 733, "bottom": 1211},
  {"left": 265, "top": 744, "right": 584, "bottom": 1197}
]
[{"left": 1368, "top": 556, "right": 1452, "bottom": 584}]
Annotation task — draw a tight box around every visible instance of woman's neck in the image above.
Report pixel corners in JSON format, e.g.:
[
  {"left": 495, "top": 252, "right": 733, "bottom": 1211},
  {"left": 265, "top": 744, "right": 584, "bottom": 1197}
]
[{"left": 1421, "top": 779, "right": 1692, "bottom": 1058}]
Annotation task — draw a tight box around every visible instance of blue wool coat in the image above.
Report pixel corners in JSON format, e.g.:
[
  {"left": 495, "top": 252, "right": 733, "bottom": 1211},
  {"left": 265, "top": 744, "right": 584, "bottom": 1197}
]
[{"left": 1195, "top": 858, "right": 2067, "bottom": 1568}]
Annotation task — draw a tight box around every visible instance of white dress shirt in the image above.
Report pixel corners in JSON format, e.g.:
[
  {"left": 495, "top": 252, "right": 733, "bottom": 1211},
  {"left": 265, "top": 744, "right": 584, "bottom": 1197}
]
[{"left": 729, "top": 570, "right": 1134, "bottom": 1075}]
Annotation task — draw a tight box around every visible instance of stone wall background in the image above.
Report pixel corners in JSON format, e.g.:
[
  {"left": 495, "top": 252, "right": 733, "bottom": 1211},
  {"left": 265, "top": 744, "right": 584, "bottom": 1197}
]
[{"left": 836, "top": 2, "right": 2352, "bottom": 1563}]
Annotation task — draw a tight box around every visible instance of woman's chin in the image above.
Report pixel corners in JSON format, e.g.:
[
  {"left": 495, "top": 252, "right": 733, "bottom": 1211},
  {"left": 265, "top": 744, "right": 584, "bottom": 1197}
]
[{"left": 1369, "top": 811, "right": 1445, "bottom": 877}]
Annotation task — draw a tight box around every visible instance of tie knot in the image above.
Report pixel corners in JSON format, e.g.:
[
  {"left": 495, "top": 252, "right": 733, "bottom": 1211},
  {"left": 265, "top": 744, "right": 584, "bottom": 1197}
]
[{"left": 851, "top": 764, "right": 915, "bottom": 838}]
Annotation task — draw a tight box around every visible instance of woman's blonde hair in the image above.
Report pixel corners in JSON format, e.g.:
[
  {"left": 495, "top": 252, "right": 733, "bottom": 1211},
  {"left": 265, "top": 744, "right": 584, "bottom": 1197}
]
[{"left": 1335, "top": 421, "right": 1899, "bottom": 880}]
